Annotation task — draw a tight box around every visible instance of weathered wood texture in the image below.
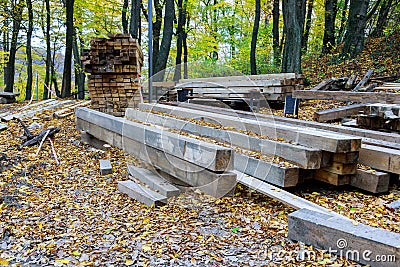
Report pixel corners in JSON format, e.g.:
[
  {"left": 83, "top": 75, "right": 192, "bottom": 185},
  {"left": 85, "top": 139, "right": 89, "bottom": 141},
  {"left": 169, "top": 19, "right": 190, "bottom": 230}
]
[
  {"left": 99, "top": 159, "right": 112, "bottom": 175},
  {"left": 126, "top": 108, "right": 322, "bottom": 169},
  {"left": 351, "top": 169, "right": 390, "bottom": 193},
  {"left": 173, "top": 102, "right": 400, "bottom": 144},
  {"left": 236, "top": 171, "right": 345, "bottom": 217},
  {"left": 77, "top": 107, "right": 233, "bottom": 172},
  {"left": 293, "top": 90, "right": 400, "bottom": 104},
  {"left": 314, "top": 104, "right": 365, "bottom": 122},
  {"left": 313, "top": 169, "right": 351, "bottom": 185},
  {"left": 81, "top": 34, "right": 144, "bottom": 116},
  {"left": 360, "top": 144, "right": 400, "bottom": 174},
  {"left": 139, "top": 103, "right": 361, "bottom": 153},
  {"left": 76, "top": 108, "right": 237, "bottom": 198},
  {"left": 118, "top": 180, "right": 167, "bottom": 206},
  {"left": 127, "top": 164, "right": 180, "bottom": 197},
  {"left": 288, "top": 208, "right": 400, "bottom": 267}
]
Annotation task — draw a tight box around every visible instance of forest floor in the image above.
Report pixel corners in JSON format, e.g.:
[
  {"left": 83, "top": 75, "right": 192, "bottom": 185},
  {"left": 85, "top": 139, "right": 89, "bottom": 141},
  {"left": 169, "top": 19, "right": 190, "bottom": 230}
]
[{"left": 0, "top": 102, "right": 399, "bottom": 267}]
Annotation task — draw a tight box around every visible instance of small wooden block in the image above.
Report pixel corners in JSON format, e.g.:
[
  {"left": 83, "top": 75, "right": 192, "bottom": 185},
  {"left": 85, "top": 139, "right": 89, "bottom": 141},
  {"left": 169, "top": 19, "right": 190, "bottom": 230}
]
[
  {"left": 314, "top": 169, "right": 351, "bottom": 186},
  {"left": 99, "top": 159, "right": 112, "bottom": 175}
]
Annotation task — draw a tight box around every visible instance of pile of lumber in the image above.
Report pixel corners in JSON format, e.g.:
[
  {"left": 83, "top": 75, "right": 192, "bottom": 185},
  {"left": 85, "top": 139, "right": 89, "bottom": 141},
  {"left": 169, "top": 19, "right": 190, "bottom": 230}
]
[
  {"left": 160, "top": 102, "right": 400, "bottom": 193},
  {"left": 75, "top": 107, "right": 237, "bottom": 205},
  {"left": 81, "top": 34, "right": 144, "bottom": 117},
  {"left": 343, "top": 103, "right": 400, "bottom": 132},
  {"left": 169, "top": 73, "right": 304, "bottom": 106}
]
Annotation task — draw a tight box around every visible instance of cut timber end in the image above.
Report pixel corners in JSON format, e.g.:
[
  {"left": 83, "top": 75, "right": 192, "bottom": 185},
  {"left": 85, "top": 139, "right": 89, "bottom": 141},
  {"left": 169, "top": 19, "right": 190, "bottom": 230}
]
[
  {"left": 118, "top": 180, "right": 167, "bottom": 207},
  {"left": 351, "top": 169, "right": 390, "bottom": 193},
  {"left": 99, "top": 159, "right": 112, "bottom": 175},
  {"left": 313, "top": 169, "right": 351, "bottom": 186},
  {"left": 288, "top": 208, "right": 400, "bottom": 267},
  {"left": 127, "top": 164, "right": 180, "bottom": 197}
]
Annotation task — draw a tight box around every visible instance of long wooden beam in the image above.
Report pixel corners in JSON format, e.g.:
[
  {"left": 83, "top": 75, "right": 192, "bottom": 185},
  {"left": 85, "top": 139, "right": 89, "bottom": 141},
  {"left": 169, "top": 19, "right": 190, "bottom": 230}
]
[
  {"left": 314, "top": 104, "right": 365, "bottom": 122},
  {"left": 179, "top": 73, "right": 299, "bottom": 84},
  {"left": 174, "top": 102, "right": 400, "bottom": 145},
  {"left": 76, "top": 107, "right": 233, "bottom": 172},
  {"left": 293, "top": 90, "right": 400, "bottom": 104},
  {"left": 139, "top": 103, "right": 361, "bottom": 153},
  {"left": 126, "top": 109, "right": 322, "bottom": 169},
  {"left": 75, "top": 111, "right": 237, "bottom": 198}
]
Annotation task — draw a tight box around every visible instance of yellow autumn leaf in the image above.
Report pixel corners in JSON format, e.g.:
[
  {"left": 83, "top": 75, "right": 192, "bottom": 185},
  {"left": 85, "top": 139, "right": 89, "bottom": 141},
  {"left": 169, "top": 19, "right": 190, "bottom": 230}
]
[
  {"left": 55, "top": 259, "right": 70, "bottom": 264},
  {"left": 142, "top": 244, "right": 151, "bottom": 252},
  {"left": 125, "top": 259, "right": 134, "bottom": 266},
  {"left": 0, "top": 258, "right": 9, "bottom": 266}
]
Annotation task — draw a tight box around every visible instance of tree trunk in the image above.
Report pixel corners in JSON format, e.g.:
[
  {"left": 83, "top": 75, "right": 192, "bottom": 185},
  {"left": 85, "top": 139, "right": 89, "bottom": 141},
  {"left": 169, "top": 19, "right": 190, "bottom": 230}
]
[
  {"left": 250, "top": 0, "right": 261, "bottom": 75},
  {"left": 152, "top": 0, "right": 163, "bottom": 76},
  {"left": 173, "top": 0, "right": 186, "bottom": 81},
  {"left": 272, "top": 0, "right": 280, "bottom": 67},
  {"left": 51, "top": 41, "right": 60, "bottom": 97},
  {"left": 5, "top": 1, "right": 23, "bottom": 93},
  {"left": 129, "top": 0, "right": 140, "bottom": 39},
  {"left": 154, "top": 0, "right": 174, "bottom": 81},
  {"left": 282, "top": 0, "right": 305, "bottom": 73},
  {"left": 342, "top": 0, "right": 370, "bottom": 58},
  {"left": 371, "top": 0, "right": 393, "bottom": 37},
  {"left": 43, "top": 0, "right": 51, "bottom": 99},
  {"left": 61, "top": 0, "right": 74, "bottom": 98},
  {"left": 25, "top": 0, "right": 33, "bottom": 100},
  {"left": 337, "top": 0, "right": 349, "bottom": 43},
  {"left": 322, "top": 0, "right": 338, "bottom": 53},
  {"left": 73, "top": 29, "right": 85, "bottom": 99},
  {"left": 122, "top": 0, "right": 129, "bottom": 34},
  {"left": 302, "top": 0, "right": 314, "bottom": 51}
]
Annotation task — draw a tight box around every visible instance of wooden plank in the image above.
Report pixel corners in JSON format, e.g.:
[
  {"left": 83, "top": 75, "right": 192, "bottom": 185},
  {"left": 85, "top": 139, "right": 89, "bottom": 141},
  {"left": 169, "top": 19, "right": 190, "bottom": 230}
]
[
  {"left": 174, "top": 102, "right": 400, "bottom": 144},
  {"left": 118, "top": 180, "right": 167, "bottom": 206},
  {"left": 322, "top": 162, "right": 357, "bottom": 175},
  {"left": 351, "top": 169, "right": 390, "bottom": 193},
  {"left": 288, "top": 208, "right": 400, "bottom": 267},
  {"left": 313, "top": 169, "right": 351, "bottom": 186},
  {"left": 179, "top": 73, "right": 299, "bottom": 84},
  {"left": 234, "top": 152, "right": 298, "bottom": 187},
  {"left": 236, "top": 171, "right": 343, "bottom": 216},
  {"left": 75, "top": 115, "right": 237, "bottom": 198},
  {"left": 126, "top": 109, "right": 322, "bottom": 169},
  {"left": 139, "top": 103, "right": 361, "bottom": 153},
  {"left": 292, "top": 90, "right": 400, "bottom": 104},
  {"left": 127, "top": 164, "right": 180, "bottom": 197},
  {"left": 314, "top": 104, "right": 365, "bottom": 122},
  {"left": 99, "top": 159, "right": 112, "bottom": 175},
  {"left": 353, "top": 69, "right": 373, "bottom": 91},
  {"left": 359, "top": 144, "right": 400, "bottom": 174},
  {"left": 76, "top": 107, "right": 233, "bottom": 172}
]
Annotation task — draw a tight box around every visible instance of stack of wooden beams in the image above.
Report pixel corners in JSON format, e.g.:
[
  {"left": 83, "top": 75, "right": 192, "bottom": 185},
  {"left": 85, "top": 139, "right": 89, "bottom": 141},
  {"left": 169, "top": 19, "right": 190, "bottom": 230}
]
[
  {"left": 150, "top": 102, "right": 400, "bottom": 193},
  {"left": 75, "top": 107, "right": 237, "bottom": 205},
  {"left": 172, "top": 73, "right": 304, "bottom": 104},
  {"left": 134, "top": 103, "right": 374, "bottom": 190},
  {"left": 81, "top": 34, "right": 144, "bottom": 117},
  {"left": 0, "top": 92, "right": 19, "bottom": 104},
  {"left": 352, "top": 103, "right": 400, "bottom": 132}
]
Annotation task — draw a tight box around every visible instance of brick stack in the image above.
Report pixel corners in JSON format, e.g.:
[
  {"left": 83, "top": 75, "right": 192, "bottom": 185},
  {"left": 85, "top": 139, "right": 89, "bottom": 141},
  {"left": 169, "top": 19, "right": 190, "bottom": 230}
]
[{"left": 81, "top": 34, "right": 144, "bottom": 116}]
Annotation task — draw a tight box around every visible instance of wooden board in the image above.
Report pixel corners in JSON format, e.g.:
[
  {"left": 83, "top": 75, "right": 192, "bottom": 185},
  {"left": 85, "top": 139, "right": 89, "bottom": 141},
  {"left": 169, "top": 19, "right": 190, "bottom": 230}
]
[
  {"left": 139, "top": 103, "right": 361, "bottom": 153},
  {"left": 288, "top": 208, "right": 400, "bottom": 267},
  {"left": 314, "top": 104, "right": 365, "bottom": 122},
  {"left": 313, "top": 169, "right": 351, "bottom": 186},
  {"left": 293, "top": 90, "right": 400, "bottom": 104},
  {"left": 322, "top": 162, "right": 357, "bottom": 175},
  {"left": 173, "top": 102, "right": 400, "bottom": 145},
  {"left": 76, "top": 107, "right": 233, "bottom": 172},
  {"left": 118, "top": 180, "right": 167, "bottom": 206},
  {"left": 359, "top": 144, "right": 400, "bottom": 174},
  {"left": 127, "top": 164, "right": 180, "bottom": 197},
  {"left": 126, "top": 109, "right": 322, "bottom": 169},
  {"left": 351, "top": 169, "right": 390, "bottom": 193}
]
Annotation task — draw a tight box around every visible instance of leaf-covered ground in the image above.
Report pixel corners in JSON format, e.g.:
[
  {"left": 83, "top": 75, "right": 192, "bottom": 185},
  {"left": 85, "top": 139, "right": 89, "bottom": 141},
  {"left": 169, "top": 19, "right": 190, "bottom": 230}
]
[
  {"left": 0, "top": 102, "right": 399, "bottom": 267},
  {"left": 302, "top": 31, "right": 400, "bottom": 86}
]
